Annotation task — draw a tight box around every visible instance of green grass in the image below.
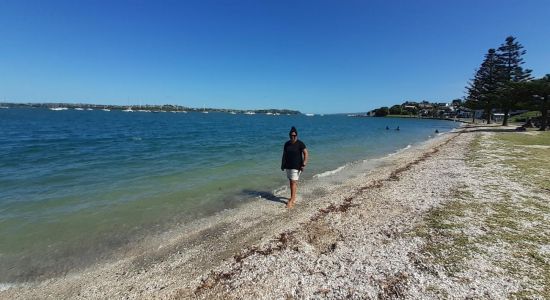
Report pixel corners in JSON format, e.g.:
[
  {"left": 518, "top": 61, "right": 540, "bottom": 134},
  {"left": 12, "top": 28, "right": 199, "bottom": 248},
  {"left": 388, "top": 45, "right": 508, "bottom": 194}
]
[
  {"left": 410, "top": 130, "right": 550, "bottom": 297},
  {"left": 508, "top": 111, "right": 541, "bottom": 123},
  {"left": 496, "top": 131, "right": 550, "bottom": 190},
  {"left": 474, "top": 132, "right": 550, "bottom": 296},
  {"left": 412, "top": 194, "right": 482, "bottom": 276},
  {"left": 496, "top": 130, "right": 550, "bottom": 146},
  {"left": 466, "top": 135, "right": 485, "bottom": 167}
]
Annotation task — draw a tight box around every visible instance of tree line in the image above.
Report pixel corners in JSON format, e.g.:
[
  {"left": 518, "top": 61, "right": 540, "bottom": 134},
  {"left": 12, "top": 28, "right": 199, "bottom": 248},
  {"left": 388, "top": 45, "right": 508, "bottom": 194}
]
[
  {"left": 370, "top": 100, "right": 462, "bottom": 118},
  {"left": 465, "top": 36, "right": 549, "bottom": 130}
]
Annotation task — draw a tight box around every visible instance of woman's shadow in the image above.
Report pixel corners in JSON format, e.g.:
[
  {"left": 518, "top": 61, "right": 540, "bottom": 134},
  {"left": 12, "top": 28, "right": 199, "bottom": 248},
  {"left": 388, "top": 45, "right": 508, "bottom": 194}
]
[{"left": 241, "top": 189, "right": 288, "bottom": 204}]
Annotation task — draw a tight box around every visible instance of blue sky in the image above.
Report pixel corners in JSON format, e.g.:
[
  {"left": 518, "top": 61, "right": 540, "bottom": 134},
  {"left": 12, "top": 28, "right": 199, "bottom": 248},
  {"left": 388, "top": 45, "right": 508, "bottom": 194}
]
[{"left": 1, "top": 0, "right": 549, "bottom": 114}]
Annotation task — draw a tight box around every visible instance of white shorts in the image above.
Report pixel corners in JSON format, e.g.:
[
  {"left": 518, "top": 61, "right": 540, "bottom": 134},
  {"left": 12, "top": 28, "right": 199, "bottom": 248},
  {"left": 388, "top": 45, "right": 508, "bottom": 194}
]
[{"left": 286, "top": 169, "right": 301, "bottom": 181}]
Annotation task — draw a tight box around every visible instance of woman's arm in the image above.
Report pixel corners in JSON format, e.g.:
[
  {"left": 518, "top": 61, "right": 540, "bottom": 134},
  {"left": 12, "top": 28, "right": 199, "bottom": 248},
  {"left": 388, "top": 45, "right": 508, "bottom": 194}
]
[
  {"left": 281, "top": 148, "right": 286, "bottom": 171},
  {"left": 301, "top": 148, "right": 309, "bottom": 170}
]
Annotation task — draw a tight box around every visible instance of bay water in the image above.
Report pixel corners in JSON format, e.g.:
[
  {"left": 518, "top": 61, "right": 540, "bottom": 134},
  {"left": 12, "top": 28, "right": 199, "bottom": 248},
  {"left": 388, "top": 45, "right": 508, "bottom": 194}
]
[{"left": 0, "top": 108, "right": 458, "bottom": 283}]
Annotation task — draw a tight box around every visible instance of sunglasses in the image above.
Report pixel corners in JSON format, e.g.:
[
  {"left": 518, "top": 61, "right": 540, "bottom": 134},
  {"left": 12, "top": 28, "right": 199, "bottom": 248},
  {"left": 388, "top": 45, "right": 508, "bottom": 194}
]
[{"left": 289, "top": 134, "right": 297, "bottom": 137}]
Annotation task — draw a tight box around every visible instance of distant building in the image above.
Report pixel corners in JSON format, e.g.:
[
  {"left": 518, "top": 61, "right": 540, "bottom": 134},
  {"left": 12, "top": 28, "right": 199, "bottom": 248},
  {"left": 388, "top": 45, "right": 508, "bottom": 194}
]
[
  {"left": 475, "top": 109, "right": 484, "bottom": 119},
  {"left": 455, "top": 107, "right": 473, "bottom": 118},
  {"left": 418, "top": 101, "right": 432, "bottom": 109},
  {"left": 492, "top": 113, "right": 505, "bottom": 122}
]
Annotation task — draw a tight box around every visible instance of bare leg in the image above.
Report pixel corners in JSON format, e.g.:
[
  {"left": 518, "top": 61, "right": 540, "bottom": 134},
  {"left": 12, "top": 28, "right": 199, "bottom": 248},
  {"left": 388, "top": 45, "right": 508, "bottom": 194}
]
[{"left": 287, "top": 180, "right": 297, "bottom": 208}]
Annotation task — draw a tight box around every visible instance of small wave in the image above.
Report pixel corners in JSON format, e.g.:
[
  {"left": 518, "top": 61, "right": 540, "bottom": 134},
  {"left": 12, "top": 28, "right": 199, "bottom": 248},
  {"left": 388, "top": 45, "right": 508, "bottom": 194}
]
[
  {"left": 0, "top": 282, "right": 16, "bottom": 292},
  {"left": 386, "top": 144, "right": 412, "bottom": 157},
  {"left": 313, "top": 165, "right": 347, "bottom": 178}
]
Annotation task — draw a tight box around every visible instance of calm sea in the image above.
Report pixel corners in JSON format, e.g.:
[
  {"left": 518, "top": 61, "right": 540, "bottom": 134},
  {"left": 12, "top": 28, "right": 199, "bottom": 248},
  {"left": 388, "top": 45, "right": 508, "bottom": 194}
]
[{"left": 0, "top": 108, "right": 458, "bottom": 282}]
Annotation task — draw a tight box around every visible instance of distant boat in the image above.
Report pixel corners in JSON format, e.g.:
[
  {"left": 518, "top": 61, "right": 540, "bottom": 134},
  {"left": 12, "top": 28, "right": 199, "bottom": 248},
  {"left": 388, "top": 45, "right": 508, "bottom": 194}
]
[
  {"left": 49, "top": 107, "right": 68, "bottom": 111},
  {"left": 305, "top": 113, "right": 314, "bottom": 117},
  {"left": 122, "top": 107, "right": 134, "bottom": 112},
  {"left": 137, "top": 105, "right": 150, "bottom": 112},
  {"left": 229, "top": 111, "right": 237, "bottom": 115},
  {"left": 74, "top": 108, "right": 84, "bottom": 111},
  {"left": 0, "top": 106, "right": 8, "bottom": 109},
  {"left": 86, "top": 108, "right": 93, "bottom": 111},
  {"left": 102, "top": 108, "right": 111, "bottom": 112},
  {"left": 137, "top": 105, "right": 151, "bottom": 112},
  {"left": 244, "top": 111, "right": 255, "bottom": 115}
]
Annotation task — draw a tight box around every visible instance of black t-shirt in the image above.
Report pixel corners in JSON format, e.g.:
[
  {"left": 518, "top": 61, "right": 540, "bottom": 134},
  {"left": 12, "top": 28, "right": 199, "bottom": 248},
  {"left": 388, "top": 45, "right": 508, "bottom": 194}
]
[{"left": 282, "top": 140, "right": 306, "bottom": 169}]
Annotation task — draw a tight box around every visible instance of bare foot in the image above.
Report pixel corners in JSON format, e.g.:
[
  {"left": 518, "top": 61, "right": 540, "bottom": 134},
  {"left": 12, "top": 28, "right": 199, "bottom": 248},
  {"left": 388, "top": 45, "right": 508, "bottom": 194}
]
[{"left": 286, "top": 199, "right": 295, "bottom": 208}]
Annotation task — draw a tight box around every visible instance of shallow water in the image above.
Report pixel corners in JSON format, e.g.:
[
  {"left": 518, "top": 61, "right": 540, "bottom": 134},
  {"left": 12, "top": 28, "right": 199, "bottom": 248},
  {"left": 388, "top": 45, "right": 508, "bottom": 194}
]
[{"left": 0, "top": 108, "right": 458, "bottom": 282}]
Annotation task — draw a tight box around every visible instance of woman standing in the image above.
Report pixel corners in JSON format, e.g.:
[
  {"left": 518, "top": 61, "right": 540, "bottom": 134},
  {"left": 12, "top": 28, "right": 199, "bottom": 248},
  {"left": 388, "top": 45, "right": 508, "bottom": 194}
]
[{"left": 281, "top": 126, "right": 308, "bottom": 208}]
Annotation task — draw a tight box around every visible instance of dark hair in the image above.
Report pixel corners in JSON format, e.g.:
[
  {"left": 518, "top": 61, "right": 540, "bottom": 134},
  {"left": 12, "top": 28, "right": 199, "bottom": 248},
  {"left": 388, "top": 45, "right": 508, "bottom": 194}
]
[{"left": 289, "top": 126, "right": 298, "bottom": 135}]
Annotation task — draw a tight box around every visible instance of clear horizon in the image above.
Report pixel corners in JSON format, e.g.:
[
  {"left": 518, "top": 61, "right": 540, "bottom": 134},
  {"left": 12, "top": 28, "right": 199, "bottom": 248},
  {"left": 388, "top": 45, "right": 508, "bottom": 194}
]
[{"left": 1, "top": 0, "right": 549, "bottom": 114}]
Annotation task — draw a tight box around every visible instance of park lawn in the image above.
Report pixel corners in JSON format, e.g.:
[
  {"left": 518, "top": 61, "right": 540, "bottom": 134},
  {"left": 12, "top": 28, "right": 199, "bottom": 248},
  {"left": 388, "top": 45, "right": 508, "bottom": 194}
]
[
  {"left": 499, "top": 130, "right": 550, "bottom": 190},
  {"left": 509, "top": 111, "right": 541, "bottom": 123}
]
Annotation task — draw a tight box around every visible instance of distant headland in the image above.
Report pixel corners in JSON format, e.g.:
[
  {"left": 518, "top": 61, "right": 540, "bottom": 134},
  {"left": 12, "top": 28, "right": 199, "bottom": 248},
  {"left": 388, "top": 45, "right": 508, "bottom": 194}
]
[{"left": 0, "top": 102, "right": 301, "bottom": 115}]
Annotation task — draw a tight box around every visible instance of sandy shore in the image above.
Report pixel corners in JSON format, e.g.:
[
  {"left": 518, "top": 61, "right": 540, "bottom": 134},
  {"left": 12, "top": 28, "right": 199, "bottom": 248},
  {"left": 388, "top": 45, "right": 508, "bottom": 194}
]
[{"left": 2, "top": 125, "right": 548, "bottom": 299}]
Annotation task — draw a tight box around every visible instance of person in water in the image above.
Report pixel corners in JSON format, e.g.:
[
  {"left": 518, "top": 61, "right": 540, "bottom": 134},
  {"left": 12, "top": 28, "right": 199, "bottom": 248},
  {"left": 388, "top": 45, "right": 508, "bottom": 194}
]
[{"left": 281, "top": 126, "right": 308, "bottom": 208}]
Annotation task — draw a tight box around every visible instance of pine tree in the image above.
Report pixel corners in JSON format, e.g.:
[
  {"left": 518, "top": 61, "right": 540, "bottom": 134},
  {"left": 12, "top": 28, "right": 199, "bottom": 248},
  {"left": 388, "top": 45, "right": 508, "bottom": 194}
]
[
  {"left": 496, "top": 36, "right": 532, "bottom": 126},
  {"left": 466, "top": 48, "right": 503, "bottom": 124},
  {"left": 465, "top": 67, "right": 483, "bottom": 122},
  {"left": 527, "top": 75, "right": 550, "bottom": 131}
]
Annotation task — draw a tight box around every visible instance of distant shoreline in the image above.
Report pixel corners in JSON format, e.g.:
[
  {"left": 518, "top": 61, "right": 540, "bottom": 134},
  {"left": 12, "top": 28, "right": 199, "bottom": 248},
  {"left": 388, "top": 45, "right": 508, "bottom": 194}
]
[
  {"left": 0, "top": 102, "right": 301, "bottom": 115},
  {"left": 348, "top": 113, "right": 470, "bottom": 123}
]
